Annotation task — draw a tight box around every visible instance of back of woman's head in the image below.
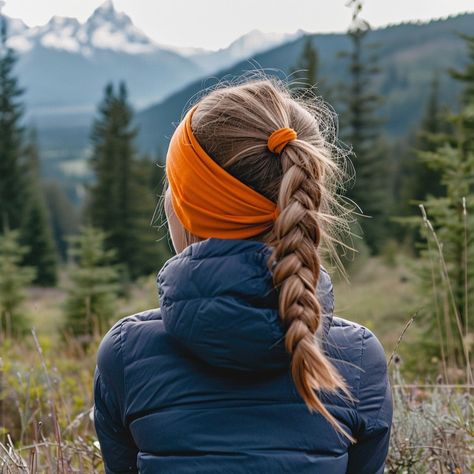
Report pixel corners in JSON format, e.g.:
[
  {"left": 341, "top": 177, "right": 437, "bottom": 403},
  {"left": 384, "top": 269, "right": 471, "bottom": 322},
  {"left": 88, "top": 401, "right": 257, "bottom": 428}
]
[{"left": 166, "top": 76, "right": 354, "bottom": 440}]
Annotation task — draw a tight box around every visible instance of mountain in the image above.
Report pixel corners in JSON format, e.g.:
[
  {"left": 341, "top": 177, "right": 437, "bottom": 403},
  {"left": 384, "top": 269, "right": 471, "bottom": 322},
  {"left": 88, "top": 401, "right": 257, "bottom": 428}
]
[
  {"left": 10, "top": 8, "right": 473, "bottom": 207},
  {"left": 8, "top": 0, "right": 159, "bottom": 55},
  {"left": 185, "top": 29, "right": 304, "bottom": 73},
  {"left": 135, "top": 13, "right": 473, "bottom": 155},
  {"left": 6, "top": 0, "right": 304, "bottom": 122},
  {"left": 8, "top": 1, "right": 203, "bottom": 123}
]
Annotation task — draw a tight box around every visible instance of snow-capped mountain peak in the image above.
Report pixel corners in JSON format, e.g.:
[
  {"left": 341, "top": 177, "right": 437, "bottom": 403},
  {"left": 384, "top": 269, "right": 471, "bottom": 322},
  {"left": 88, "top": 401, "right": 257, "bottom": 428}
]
[
  {"left": 94, "top": 0, "right": 114, "bottom": 14},
  {"left": 39, "top": 16, "right": 81, "bottom": 52},
  {"left": 4, "top": 2, "right": 302, "bottom": 63},
  {"left": 84, "top": 0, "right": 156, "bottom": 53},
  {"left": 47, "top": 15, "right": 80, "bottom": 28},
  {"left": 226, "top": 29, "right": 303, "bottom": 60},
  {"left": 6, "top": 0, "right": 158, "bottom": 55}
]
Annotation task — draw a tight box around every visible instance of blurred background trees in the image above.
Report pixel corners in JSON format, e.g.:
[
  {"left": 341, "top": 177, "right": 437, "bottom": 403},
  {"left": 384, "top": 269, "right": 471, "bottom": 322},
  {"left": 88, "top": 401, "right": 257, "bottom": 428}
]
[{"left": 0, "top": 1, "right": 471, "bottom": 382}]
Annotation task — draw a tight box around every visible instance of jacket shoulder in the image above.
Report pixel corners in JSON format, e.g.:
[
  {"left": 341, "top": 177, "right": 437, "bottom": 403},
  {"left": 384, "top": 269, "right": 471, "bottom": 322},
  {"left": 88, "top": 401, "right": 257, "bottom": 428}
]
[
  {"left": 326, "top": 316, "right": 389, "bottom": 411},
  {"left": 96, "top": 309, "right": 162, "bottom": 381},
  {"left": 328, "top": 316, "right": 387, "bottom": 366}
]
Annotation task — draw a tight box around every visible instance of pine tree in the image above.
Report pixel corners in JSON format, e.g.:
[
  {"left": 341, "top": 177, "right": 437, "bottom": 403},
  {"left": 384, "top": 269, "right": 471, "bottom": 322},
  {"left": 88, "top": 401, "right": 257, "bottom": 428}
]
[
  {"left": 393, "top": 74, "right": 457, "bottom": 251},
  {"left": 450, "top": 34, "right": 474, "bottom": 108},
  {"left": 0, "top": 230, "right": 35, "bottom": 338},
  {"left": 87, "top": 82, "right": 164, "bottom": 279},
  {"left": 43, "top": 181, "right": 80, "bottom": 261},
  {"left": 0, "top": 18, "right": 57, "bottom": 285},
  {"left": 411, "top": 75, "right": 447, "bottom": 200},
  {"left": 20, "top": 128, "right": 58, "bottom": 286},
  {"left": 413, "top": 33, "right": 474, "bottom": 374},
  {"left": 339, "top": 1, "right": 391, "bottom": 253},
  {"left": 290, "top": 36, "right": 336, "bottom": 105},
  {"left": 0, "top": 17, "right": 26, "bottom": 230},
  {"left": 292, "top": 36, "right": 319, "bottom": 88},
  {"left": 64, "top": 226, "right": 119, "bottom": 338},
  {"left": 415, "top": 134, "right": 474, "bottom": 372}
]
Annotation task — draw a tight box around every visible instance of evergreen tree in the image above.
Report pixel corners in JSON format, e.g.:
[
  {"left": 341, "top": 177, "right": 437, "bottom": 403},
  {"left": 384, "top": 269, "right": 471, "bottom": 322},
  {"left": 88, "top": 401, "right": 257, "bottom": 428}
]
[
  {"left": 449, "top": 33, "right": 474, "bottom": 158},
  {"left": 410, "top": 75, "right": 446, "bottom": 200},
  {"left": 0, "top": 230, "right": 35, "bottom": 337},
  {"left": 0, "top": 18, "right": 57, "bottom": 285},
  {"left": 339, "top": 0, "right": 391, "bottom": 253},
  {"left": 450, "top": 34, "right": 474, "bottom": 108},
  {"left": 20, "top": 128, "right": 58, "bottom": 285},
  {"left": 43, "top": 181, "right": 80, "bottom": 261},
  {"left": 0, "top": 17, "right": 26, "bottom": 230},
  {"left": 87, "top": 82, "right": 163, "bottom": 279},
  {"left": 413, "top": 33, "right": 474, "bottom": 373},
  {"left": 64, "top": 226, "right": 119, "bottom": 338},
  {"left": 395, "top": 76, "right": 449, "bottom": 214},
  {"left": 393, "top": 74, "right": 457, "bottom": 251},
  {"left": 291, "top": 36, "right": 335, "bottom": 104},
  {"left": 415, "top": 133, "right": 474, "bottom": 371},
  {"left": 292, "top": 36, "right": 319, "bottom": 88}
]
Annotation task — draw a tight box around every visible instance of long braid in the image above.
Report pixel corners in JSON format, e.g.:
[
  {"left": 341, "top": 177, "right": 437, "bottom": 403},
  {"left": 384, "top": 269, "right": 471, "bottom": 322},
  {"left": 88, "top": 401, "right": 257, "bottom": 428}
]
[
  {"left": 184, "top": 76, "right": 356, "bottom": 442},
  {"left": 268, "top": 141, "right": 354, "bottom": 442}
]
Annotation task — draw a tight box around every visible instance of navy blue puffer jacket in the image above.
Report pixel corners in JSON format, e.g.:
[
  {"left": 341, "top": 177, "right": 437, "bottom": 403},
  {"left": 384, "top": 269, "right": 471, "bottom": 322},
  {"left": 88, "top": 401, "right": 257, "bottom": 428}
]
[{"left": 94, "top": 238, "right": 392, "bottom": 474}]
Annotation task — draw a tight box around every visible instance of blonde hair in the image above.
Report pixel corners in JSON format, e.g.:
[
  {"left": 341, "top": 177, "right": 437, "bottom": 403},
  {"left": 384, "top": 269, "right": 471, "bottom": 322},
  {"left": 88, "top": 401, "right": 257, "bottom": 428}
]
[{"left": 165, "top": 75, "right": 356, "bottom": 441}]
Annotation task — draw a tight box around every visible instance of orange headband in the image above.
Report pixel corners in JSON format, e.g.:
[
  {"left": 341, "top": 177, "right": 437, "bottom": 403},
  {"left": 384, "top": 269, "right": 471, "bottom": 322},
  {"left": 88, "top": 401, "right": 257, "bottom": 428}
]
[{"left": 166, "top": 105, "right": 280, "bottom": 239}]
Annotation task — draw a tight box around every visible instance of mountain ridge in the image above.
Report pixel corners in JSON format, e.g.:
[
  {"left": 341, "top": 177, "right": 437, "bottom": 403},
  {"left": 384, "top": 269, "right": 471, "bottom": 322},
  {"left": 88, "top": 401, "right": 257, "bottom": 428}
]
[
  {"left": 135, "top": 12, "right": 473, "bottom": 155},
  {"left": 6, "top": 0, "right": 306, "bottom": 119}
]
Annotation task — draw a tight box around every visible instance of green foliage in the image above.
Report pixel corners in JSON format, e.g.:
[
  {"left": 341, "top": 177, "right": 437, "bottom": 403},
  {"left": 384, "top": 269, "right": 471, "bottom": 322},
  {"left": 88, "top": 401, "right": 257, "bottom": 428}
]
[
  {"left": 339, "top": 2, "right": 392, "bottom": 254},
  {"left": 408, "top": 75, "right": 449, "bottom": 201},
  {"left": 0, "top": 230, "right": 35, "bottom": 337},
  {"left": 0, "top": 333, "right": 101, "bottom": 470},
  {"left": 450, "top": 33, "right": 474, "bottom": 107},
  {"left": 414, "top": 148, "right": 474, "bottom": 370},
  {"left": 0, "top": 17, "right": 26, "bottom": 231},
  {"left": 20, "top": 128, "right": 58, "bottom": 286},
  {"left": 0, "top": 20, "right": 58, "bottom": 286},
  {"left": 1, "top": 333, "right": 472, "bottom": 472},
  {"left": 43, "top": 181, "right": 80, "bottom": 261},
  {"left": 86, "top": 82, "right": 167, "bottom": 279},
  {"left": 394, "top": 75, "right": 456, "bottom": 249},
  {"left": 410, "top": 32, "right": 474, "bottom": 373},
  {"left": 64, "top": 226, "right": 119, "bottom": 338}
]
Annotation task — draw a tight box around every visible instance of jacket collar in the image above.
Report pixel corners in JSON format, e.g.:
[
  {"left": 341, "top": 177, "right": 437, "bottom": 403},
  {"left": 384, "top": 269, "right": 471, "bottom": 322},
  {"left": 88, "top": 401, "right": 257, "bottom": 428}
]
[{"left": 157, "top": 238, "right": 335, "bottom": 371}]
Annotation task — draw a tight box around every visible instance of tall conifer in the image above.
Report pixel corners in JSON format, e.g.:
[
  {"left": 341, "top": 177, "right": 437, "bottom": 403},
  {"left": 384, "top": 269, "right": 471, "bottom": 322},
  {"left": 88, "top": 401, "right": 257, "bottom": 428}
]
[
  {"left": 87, "top": 82, "right": 164, "bottom": 279},
  {"left": 413, "top": 33, "right": 474, "bottom": 372},
  {"left": 339, "top": 1, "right": 390, "bottom": 253},
  {"left": 0, "top": 17, "right": 57, "bottom": 285},
  {"left": 0, "top": 17, "right": 26, "bottom": 231},
  {"left": 21, "top": 128, "right": 58, "bottom": 285}
]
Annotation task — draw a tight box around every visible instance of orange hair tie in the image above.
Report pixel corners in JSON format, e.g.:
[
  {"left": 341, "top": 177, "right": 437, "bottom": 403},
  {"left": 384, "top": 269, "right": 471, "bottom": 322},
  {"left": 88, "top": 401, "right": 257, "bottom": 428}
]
[
  {"left": 166, "top": 105, "right": 280, "bottom": 239},
  {"left": 267, "top": 127, "right": 297, "bottom": 154}
]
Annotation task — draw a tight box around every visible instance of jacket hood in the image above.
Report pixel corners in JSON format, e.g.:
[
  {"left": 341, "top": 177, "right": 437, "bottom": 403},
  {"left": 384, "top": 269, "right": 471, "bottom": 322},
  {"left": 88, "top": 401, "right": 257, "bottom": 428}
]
[{"left": 157, "top": 238, "right": 335, "bottom": 372}]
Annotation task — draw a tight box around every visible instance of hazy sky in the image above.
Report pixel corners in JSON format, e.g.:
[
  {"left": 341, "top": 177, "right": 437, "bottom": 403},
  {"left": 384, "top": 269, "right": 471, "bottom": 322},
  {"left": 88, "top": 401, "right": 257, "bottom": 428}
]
[{"left": 3, "top": 0, "right": 473, "bottom": 50}]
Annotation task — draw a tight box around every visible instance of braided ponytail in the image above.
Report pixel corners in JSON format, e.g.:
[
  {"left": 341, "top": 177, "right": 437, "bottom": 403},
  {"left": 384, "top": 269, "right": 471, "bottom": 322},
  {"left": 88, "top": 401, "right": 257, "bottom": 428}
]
[
  {"left": 268, "top": 139, "right": 354, "bottom": 442},
  {"left": 181, "top": 74, "right": 356, "bottom": 442}
]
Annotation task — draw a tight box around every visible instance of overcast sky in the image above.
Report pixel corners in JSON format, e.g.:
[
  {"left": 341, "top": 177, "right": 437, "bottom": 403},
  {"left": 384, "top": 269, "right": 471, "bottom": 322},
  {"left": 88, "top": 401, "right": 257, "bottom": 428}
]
[{"left": 3, "top": 0, "right": 473, "bottom": 50}]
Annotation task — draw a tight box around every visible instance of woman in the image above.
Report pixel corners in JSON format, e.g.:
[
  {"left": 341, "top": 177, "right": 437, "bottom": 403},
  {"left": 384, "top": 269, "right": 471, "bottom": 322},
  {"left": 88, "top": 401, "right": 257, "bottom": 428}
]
[{"left": 94, "top": 78, "right": 392, "bottom": 473}]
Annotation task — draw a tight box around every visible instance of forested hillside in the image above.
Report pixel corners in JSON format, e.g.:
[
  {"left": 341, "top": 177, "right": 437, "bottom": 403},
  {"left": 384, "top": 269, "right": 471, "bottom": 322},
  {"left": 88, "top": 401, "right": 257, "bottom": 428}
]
[{"left": 136, "top": 13, "right": 473, "bottom": 154}]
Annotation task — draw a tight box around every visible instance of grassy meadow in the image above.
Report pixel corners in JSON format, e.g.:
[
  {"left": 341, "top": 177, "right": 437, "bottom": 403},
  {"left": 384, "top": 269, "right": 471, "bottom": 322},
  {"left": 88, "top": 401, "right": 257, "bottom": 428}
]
[{"left": 0, "top": 253, "right": 472, "bottom": 473}]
